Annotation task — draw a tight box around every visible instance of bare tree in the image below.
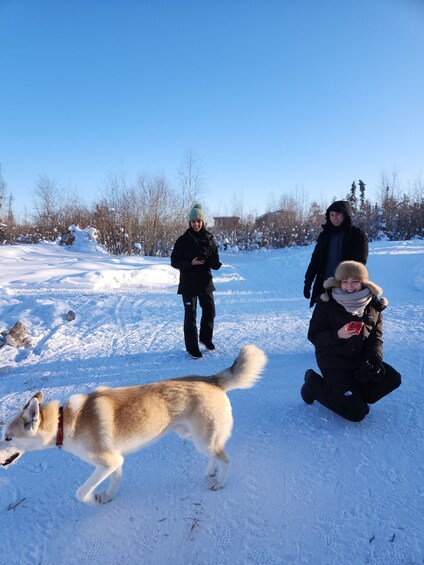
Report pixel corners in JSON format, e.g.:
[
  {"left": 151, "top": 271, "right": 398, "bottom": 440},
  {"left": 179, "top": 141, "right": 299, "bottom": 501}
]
[
  {"left": 137, "top": 173, "right": 179, "bottom": 256},
  {"left": 177, "top": 146, "right": 206, "bottom": 215},
  {"left": 376, "top": 169, "right": 402, "bottom": 239},
  {"left": 94, "top": 172, "right": 130, "bottom": 253},
  {"left": 33, "top": 174, "right": 62, "bottom": 237},
  {"left": 228, "top": 192, "right": 245, "bottom": 218},
  {"left": 410, "top": 176, "right": 424, "bottom": 238},
  {"left": 60, "top": 191, "right": 92, "bottom": 233}
]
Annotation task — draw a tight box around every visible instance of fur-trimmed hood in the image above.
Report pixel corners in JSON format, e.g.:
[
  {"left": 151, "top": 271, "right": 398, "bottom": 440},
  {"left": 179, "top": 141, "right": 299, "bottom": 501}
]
[
  {"left": 324, "top": 200, "right": 353, "bottom": 231},
  {"left": 320, "top": 260, "right": 388, "bottom": 307}
]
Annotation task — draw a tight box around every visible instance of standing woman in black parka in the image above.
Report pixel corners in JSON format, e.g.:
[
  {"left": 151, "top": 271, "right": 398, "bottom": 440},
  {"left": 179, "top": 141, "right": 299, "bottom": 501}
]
[{"left": 171, "top": 203, "right": 222, "bottom": 359}]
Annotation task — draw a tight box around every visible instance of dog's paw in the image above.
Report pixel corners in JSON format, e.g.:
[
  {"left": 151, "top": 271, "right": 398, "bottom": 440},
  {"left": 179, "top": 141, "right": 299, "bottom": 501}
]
[
  {"left": 94, "top": 492, "right": 113, "bottom": 504},
  {"left": 76, "top": 488, "right": 97, "bottom": 505},
  {"left": 205, "top": 460, "right": 218, "bottom": 477},
  {"left": 207, "top": 479, "right": 223, "bottom": 491}
]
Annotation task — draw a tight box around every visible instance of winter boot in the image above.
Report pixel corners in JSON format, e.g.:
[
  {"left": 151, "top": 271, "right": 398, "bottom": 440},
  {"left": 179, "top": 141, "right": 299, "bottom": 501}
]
[
  {"left": 301, "top": 369, "right": 320, "bottom": 405},
  {"left": 188, "top": 349, "right": 203, "bottom": 359},
  {"left": 200, "top": 340, "right": 215, "bottom": 351}
]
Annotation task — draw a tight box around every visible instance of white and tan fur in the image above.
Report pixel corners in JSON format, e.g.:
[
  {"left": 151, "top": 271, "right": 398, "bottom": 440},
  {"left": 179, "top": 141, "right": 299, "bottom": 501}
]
[{"left": 0, "top": 345, "right": 267, "bottom": 505}]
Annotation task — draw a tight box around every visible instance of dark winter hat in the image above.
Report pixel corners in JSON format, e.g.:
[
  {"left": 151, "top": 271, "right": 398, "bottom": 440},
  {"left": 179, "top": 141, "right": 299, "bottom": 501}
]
[
  {"left": 327, "top": 200, "right": 352, "bottom": 215},
  {"left": 188, "top": 203, "right": 204, "bottom": 222},
  {"left": 322, "top": 260, "right": 387, "bottom": 304}
]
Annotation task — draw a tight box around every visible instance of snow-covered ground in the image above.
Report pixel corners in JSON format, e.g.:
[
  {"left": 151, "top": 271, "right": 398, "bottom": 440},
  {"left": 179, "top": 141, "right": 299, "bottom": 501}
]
[{"left": 1, "top": 233, "right": 423, "bottom": 565}]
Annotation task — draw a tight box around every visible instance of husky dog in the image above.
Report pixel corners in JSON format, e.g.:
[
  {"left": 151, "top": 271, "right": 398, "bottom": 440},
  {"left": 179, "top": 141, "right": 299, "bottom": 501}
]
[{"left": 0, "top": 345, "right": 267, "bottom": 505}]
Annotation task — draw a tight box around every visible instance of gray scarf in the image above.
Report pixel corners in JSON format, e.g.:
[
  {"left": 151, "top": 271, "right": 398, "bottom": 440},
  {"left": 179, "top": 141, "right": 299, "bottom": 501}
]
[{"left": 332, "top": 287, "right": 372, "bottom": 317}]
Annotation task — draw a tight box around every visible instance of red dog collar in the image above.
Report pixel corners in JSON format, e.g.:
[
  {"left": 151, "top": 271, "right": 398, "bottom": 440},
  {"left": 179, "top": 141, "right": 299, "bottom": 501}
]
[{"left": 56, "top": 407, "right": 64, "bottom": 447}]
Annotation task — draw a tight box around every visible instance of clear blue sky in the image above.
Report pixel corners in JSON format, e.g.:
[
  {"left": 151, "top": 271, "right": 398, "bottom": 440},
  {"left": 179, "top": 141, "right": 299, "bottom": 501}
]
[{"left": 1, "top": 0, "right": 423, "bottom": 219}]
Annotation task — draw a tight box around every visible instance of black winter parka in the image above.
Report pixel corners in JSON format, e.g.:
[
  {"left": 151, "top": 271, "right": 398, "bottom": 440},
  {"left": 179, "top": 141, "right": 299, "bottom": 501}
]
[
  {"left": 171, "top": 227, "right": 222, "bottom": 296},
  {"left": 304, "top": 204, "right": 369, "bottom": 307},
  {"left": 308, "top": 294, "right": 385, "bottom": 372}
]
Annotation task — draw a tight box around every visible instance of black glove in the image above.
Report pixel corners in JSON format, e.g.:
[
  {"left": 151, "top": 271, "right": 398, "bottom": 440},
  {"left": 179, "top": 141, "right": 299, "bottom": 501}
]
[
  {"left": 368, "top": 357, "right": 385, "bottom": 380},
  {"left": 303, "top": 284, "right": 311, "bottom": 300},
  {"left": 355, "top": 358, "right": 385, "bottom": 384}
]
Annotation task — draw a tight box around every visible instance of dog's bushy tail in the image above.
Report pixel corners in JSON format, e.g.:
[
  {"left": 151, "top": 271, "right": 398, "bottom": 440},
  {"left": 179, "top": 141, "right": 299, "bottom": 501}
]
[{"left": 214, "top": 345, "right": 267, "bottom": 392}]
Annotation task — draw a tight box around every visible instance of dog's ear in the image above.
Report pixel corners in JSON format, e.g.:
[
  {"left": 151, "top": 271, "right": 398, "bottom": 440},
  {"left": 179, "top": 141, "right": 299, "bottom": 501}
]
[
  {"left": 33, "top": 391, "right": 44, "bottom": 404},
  {"left": 23, "top": 391, "right": 44, "bottom": 410},
  {"left": 22, "top": 396, "right": 41, "bottom": 431}
]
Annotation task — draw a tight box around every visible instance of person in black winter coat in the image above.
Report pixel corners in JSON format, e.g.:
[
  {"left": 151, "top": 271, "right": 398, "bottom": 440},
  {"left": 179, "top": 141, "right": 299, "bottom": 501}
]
[
  {"left": 304, "top": 200, "right": 368, "bottom": 307},
  {"left": 171, "top": 203, "right": 222, "bottom": 359},
  {"left": 301, "top": 260, "right": 401, "bottom": 422}
]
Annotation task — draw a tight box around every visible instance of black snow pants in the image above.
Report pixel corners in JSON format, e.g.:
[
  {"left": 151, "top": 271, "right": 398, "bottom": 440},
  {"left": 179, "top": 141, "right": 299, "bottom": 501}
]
[
  {"left": 308, "top": 362, "right": 401, "bottom": 422},
  {"left": 182, "top": 292, "right": 215, "bottom": 353}
]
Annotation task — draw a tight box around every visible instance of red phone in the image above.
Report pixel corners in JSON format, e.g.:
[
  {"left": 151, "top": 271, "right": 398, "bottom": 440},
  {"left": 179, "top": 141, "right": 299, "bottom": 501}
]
[{"left": 346, "top": 321, "right": 364, "bottom": 334}]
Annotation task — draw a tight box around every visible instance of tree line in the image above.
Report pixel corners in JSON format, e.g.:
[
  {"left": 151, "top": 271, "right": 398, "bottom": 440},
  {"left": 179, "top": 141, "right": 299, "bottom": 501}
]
[{"left": 0, "top": 163, "right": 423, "bottom": 255}]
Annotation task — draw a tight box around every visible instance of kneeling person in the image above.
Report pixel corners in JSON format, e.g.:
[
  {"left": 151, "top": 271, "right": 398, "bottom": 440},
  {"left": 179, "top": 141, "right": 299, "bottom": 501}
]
[{"left": 302, "top": 260, "right": 401, "bottom": 421}]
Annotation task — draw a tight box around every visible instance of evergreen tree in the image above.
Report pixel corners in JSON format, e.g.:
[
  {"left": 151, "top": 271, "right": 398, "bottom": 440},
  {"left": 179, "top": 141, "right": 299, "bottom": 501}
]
[
  {"left": 359, "top": 180, "right": 366, "bottom": 210},
  {"left": 348, "top": 181, "right": 357, "bottom": 214},
  {"left": 0, "top": 164, "right": 6, "bottom": 222}
]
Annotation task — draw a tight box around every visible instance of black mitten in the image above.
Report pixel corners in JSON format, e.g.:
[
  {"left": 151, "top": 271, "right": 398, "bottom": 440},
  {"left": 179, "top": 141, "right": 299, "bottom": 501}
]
[
  {"left": 355, "top": 358, "right": 385, "bottom": 383},
  {"left": 303, "top": 285, "right": 311, "bottom": 300},
  {"left": 367, "top": 357, "right": 385, "bottom": 382}
]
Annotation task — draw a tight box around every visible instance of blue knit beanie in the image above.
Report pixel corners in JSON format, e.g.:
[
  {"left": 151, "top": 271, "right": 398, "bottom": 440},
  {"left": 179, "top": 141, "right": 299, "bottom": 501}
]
[{"left": 188, "top": 203, "right": 204, "bottom": 222}]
